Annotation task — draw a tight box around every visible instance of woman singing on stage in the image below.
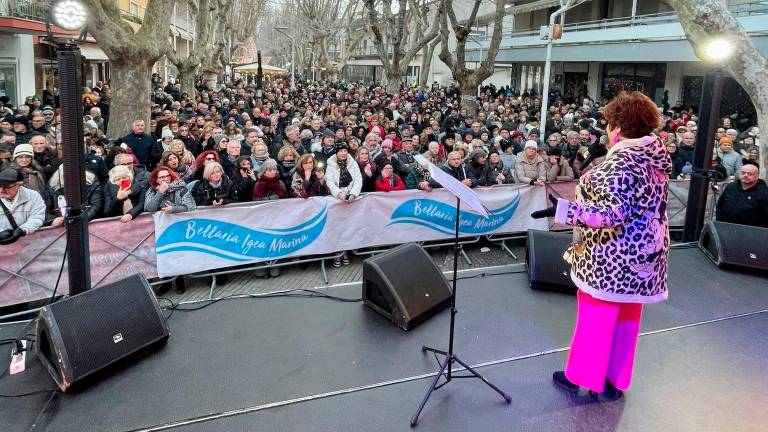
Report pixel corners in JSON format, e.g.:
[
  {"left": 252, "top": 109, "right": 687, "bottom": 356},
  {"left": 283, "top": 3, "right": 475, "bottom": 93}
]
[{"left": 531, "top": 91, "right": 672, "bottom": 400}]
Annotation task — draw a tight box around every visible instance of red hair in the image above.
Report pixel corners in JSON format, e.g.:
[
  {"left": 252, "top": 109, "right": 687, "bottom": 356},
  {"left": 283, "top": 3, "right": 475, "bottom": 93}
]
[
  {"left": 195, "top": 150, "right": 220, "bottom": 170},
  {"left": 150, "top": 165, "right": 180, "bottom": 187},
  {"left": 602, "top": 91, "right": 661, "bottom": 139}
]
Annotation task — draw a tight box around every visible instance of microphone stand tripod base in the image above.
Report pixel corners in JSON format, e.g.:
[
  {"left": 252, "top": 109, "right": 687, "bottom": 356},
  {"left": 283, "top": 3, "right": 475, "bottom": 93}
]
[{"left": 409, "top": 197, "right": 511, "bottom": 427}]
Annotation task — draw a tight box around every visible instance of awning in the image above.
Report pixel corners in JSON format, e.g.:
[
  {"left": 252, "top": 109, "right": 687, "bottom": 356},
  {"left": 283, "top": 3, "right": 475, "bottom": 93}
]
[
  {"left": 79, "top": 44, "right": 109, "bottom": 62},
  {"left": 234, "top": 63, "right": 289, "bottom": 75},
  {"left": 472, "top": 0, "right": 561, "bottom": 26}
]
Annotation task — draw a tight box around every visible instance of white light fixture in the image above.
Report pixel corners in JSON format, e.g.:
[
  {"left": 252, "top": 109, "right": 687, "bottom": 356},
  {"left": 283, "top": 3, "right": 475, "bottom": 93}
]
[
  {"left": 51, "top": 0, "right": 88, "bottom": 31},
  {"left": 702, "top": 37, "right": 734, "bottom": 62}
]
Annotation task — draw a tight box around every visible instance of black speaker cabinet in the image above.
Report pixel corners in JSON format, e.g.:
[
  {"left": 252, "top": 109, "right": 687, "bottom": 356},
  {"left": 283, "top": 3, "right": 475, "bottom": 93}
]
[
  {"left": 526, "top": 230, "right": 577, "bottom": 294},
  {"left": 699, "top": 221, "right": 768, "bottom": 271},
  {"left": 36, "top": 274, "right": 170, "bottom": 392},
  {"left": 362, "top": 243, "right": 452, "bottom": 331}
]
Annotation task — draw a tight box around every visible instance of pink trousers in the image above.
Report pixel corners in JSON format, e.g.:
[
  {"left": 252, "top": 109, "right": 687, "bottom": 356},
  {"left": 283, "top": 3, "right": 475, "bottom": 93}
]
[{"left": 565, "top": 290, "right": 643, "bottom": 393}]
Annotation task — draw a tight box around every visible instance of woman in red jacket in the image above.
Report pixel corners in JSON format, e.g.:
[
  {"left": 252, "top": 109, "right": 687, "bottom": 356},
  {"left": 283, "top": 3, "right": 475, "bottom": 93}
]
[{"left": 374, "top": 163, "right": 405, "bottom": 192}]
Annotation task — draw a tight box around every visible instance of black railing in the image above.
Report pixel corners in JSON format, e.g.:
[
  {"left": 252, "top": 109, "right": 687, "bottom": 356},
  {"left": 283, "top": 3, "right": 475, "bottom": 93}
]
[{"left": 0, "top": 0, "right": 50, "bottom": 21}]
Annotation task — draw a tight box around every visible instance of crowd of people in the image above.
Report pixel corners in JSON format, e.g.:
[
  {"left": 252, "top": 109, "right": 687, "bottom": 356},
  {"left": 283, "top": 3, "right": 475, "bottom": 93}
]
[{"left": 1, "top": 76, "right": 766, "bottom": 256}]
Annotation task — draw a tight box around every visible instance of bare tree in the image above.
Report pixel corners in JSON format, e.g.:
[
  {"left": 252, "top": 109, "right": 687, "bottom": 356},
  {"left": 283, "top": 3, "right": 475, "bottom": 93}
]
[
  {"left": 419, "top": 37, "right": 439, "bottom": 89},
  {"left": 437, "top": 0, "right": 506, "bottom": 114},
  {"left": 83, "top": 0, "right": 175, "bottom": 137},
  {"left": 664, "top": 0, "right": 768, "bottom": 181},
  {"left": 167, "top": 0, "right": 230, "bottom": 97},
  {"left": 295, "top": 0, "right": 367, "bottom": 81},
  {"left": 363, "top": 0, "right": 440, "bottom": 93},
  {"left": 200, "top": 0, "right": 267, "bottom": 89}
]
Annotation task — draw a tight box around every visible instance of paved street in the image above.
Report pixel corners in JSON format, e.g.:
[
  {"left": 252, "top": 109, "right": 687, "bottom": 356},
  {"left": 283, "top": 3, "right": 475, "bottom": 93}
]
[{"left": 164, "top": 238, "right": 527, "bottom": 303}]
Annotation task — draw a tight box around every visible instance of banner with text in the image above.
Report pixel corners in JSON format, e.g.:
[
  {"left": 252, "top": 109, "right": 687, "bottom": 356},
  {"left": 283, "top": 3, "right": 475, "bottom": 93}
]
[{"left": 153, "top": 185, "right": 547, "bottom": 277}]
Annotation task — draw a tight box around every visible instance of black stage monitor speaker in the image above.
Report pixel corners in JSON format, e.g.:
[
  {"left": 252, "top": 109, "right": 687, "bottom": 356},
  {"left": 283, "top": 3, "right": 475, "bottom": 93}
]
[
  {"left": 362, "top": 243, "right": 452, "bottom": 331},
  {"left": 526, "top": 230, "right": 577, "bottom": 294},
  {"left": 699, "top": 221, "right": 768, "bottom": 271},
  {"left": 36, "top": 274, "right": 170, "bottom": 392}
]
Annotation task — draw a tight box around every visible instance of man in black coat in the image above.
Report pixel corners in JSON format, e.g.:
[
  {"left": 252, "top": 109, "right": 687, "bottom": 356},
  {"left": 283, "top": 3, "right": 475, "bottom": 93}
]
[
  {"left": 716, "top": 163, "right": 768, "bottom": 228},
  {"left": 441, "top": 150, "right": 478, "bottom": 188},
  {"left": 122, "top": 120, "right": 155, "bottom": 168}
]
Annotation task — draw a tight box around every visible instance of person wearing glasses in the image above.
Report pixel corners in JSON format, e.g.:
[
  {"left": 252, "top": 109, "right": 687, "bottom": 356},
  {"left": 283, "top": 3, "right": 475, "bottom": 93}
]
[
  {"left": 144, "top": 166, "right": 195, "bottom": 214},
  {"left": 193, "top": 150, "right": 220, "bottom": 181},
  {"left": 0, "top": 167, "right": 45, "bottom": 241},
  {"left": 103, "top": 154, "right": 149, "bottom": 223}
]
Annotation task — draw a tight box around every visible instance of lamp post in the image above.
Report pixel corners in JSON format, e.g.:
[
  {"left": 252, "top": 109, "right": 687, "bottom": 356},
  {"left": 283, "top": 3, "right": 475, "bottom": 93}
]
[
  {"left": 49, "top": 0, "right": 90, "bottom": 295},
  {"left": 274, "top": 26, "right": 295, "bottom": 91},
  {"left": 540, "top": 0, "right": 588, "bottom": 130},
  {"left": 683, "top": 37, "right": 734, "bottom": 242}
]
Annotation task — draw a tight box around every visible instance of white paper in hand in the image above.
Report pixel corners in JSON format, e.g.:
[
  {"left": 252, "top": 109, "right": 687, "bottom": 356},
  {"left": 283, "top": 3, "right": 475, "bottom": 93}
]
[{"left": 414, "top": 155, "right": 489, "bottom": 218}]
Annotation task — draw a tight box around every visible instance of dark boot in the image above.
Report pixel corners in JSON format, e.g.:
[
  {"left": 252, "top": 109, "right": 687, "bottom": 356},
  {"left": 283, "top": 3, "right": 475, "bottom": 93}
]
[
  {"left": 552, "top": 371, "right": 580, "bottom": 395},
  {"left": 599, "top": 380, "right": 624, "bottom": 401}
]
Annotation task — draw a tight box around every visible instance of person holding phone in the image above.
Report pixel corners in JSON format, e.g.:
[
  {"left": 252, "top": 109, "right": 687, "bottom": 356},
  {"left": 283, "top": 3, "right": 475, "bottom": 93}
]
[
  {"left": 230, "top": 156, "right": 257, "bottom": 202},
  {"left": 103, "top": 162, "right": 145, "bottom": 223}
]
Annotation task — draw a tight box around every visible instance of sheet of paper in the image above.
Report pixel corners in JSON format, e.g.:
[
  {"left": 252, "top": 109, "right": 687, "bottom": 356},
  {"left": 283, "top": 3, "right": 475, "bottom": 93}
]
[{"left": 417, "top": 156, "right": 489, "bottom": 218}]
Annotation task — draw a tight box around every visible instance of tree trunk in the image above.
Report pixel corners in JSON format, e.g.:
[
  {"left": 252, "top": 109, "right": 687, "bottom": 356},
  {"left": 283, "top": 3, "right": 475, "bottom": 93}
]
[
  {"left": 759, "top": 109, "right": 768, "bottom": 178},
  {"left": 383, "top": 70, "right": 403, "bottom": 94},
  {"left": 202, "top": 71, "right": 219, "bottom": 90},
  {"left": 459, "top": 79, "right": 480, "bottom": 115},
  {"left": 176, "top": 64, "right": 198, "bottom": 99},
  {"left": 108, "top": 59, "right": 153, "bottom": 138},
  {"left": 419, "top": 38, "right": 439, "bottom": 89}
]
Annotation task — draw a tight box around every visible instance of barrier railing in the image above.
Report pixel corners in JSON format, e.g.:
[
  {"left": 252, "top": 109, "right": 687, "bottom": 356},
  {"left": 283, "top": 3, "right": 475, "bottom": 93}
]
[{"left": 0, "top": 180, "right": 722, "bottom": 310}]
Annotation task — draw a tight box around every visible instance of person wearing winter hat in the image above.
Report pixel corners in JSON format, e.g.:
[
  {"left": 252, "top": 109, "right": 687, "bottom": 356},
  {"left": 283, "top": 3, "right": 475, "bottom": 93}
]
[
  {"left": 716, "top": 136, "right": 742, "bottom": 177},
  {"left": 12, "top": 116, "right": 33, "bottom": 145},
  {"left": 11, "top": 143, "right": 46, "bottom": 194},
  {"left": 0, "top": 167, "right": 45, "bottom": 240},
  {"left": 153, "top": 127, "right": 176, "bottom": 162},
  {"left": 515, "top": 140, "right": 546, "bottom": 186}
]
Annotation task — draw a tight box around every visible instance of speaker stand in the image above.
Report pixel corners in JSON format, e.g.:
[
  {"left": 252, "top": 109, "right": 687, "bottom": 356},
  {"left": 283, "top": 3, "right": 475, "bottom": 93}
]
[{"left": 410, "top": 197, "right": 511, "bottom": 427}]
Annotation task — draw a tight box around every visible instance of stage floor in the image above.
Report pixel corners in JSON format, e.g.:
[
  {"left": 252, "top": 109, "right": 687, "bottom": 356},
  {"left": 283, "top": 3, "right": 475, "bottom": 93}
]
[{"left": 1, "top": 247, "right": 767, "bottom": 432}]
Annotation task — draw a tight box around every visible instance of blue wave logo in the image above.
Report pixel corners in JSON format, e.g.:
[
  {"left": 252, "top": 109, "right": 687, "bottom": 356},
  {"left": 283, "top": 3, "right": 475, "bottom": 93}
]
[
  {"left": 388, "top": 193, "right": 520, "bottom": 235},
  {"left": 156, "top": 205, "right": 327, "bottom": 262}
]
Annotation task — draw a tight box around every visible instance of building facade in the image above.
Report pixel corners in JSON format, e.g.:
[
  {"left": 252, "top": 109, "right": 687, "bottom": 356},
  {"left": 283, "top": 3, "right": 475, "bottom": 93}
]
[
  {"left": 0, "top": 0, "right": 194, "bottom": 106},
  {"left": 467, "top": 0, "right": 768, "bottom": 124}
]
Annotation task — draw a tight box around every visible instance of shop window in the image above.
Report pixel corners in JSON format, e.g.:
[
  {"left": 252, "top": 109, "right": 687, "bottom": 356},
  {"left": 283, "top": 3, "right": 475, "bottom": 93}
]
[{"left": 0, "top": 65, "right": 18, "bottom": 106}]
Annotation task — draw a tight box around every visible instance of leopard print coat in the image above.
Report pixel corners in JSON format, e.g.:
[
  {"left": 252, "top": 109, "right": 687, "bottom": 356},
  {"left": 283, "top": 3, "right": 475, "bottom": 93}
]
[{"left": 554, "top": 135, "right": 672, "bottom": 304}]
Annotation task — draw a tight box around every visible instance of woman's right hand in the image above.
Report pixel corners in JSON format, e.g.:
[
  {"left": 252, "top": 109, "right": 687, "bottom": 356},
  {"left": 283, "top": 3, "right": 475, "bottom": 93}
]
[
  {"left": 52, "top": 216, "right": 65, "bottom": 227},
  {"left": 364, "top": 165, "right": 373, "bottom": 177},
  {"left": 116, "top": 187, "right": 130, "bottom": 200},
  {"left": 304, "top": 169, "right": 312, "bottom": 181}
]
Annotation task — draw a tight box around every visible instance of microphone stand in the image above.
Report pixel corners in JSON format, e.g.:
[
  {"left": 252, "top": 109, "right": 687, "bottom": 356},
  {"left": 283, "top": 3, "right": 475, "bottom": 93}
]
[{"left": 410, "top": 196, "right": 511, "bottom": 427}]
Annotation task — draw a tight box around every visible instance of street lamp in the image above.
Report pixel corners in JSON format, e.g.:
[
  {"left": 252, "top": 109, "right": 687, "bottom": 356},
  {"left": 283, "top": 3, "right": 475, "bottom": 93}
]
[
  {"left": 274, "top": 26, "right": 296, "bottom": 91},
  {"left": 683, "top": 36, "right": 734, "bottom": 242},
  {"left": 48, "top": 0, "right": 91, "bottom": 295},
  {"left": 540, "top": 0, "right": 588, "bottom": 131}
]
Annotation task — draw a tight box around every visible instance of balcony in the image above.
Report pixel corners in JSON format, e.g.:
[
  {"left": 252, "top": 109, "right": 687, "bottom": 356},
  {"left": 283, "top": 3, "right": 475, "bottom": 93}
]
[
  {"left": 0, "top": 0, "right": 49, "bottom": 22},
  {"left": 464, "top": 1, "right": 768, "bottom": 63}
]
